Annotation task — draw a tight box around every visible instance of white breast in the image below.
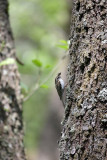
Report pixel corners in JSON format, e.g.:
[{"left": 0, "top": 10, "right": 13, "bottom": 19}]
[{"left": 59, "top": 78, "right": 65, "bottom": 89}]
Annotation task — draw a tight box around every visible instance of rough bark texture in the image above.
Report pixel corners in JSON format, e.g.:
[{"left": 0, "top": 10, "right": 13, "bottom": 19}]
[
  {"left": 59, "top": 0, "right": 107, "bottom": 160},
  {"left": 0, "top": 0, "right": 26, "bottom": 159}
]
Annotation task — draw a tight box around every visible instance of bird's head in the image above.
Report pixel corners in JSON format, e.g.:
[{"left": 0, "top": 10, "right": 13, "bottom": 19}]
[{"left": 57, "top": 72, "right": 61, "bottom": 79}]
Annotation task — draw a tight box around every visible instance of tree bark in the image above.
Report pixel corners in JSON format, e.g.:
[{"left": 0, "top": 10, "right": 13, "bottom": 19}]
[
  {"left": 59, "top": 0, "right": 107, "bottom": 160},
  {"left": 0, "top": 0, "right": 26, "bottom": 159}
]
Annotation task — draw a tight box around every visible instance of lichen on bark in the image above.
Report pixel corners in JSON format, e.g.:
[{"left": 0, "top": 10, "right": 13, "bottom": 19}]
[{"left": 59, "top": 0, "right": 107, "bottom": 160}]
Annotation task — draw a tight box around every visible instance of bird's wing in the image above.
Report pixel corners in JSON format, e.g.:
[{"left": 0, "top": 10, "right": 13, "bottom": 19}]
[{"left": 56, "top": 80, "right": 63, "bottom": 100}]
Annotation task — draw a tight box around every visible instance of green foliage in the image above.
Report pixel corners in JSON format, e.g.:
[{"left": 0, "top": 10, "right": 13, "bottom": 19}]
[
  {"left": 32, "top": 59, "right": 42, "bottom": 67},
  {"left": 59, "top": 40, "right": 68, "bottom": 44},
  {"left": 40, "top": 84, "right": 49, "bottom": 89},
  {"left": 0, "top": 58, "right": 15, "bottom": 67},
  {"left": 56, "top": 40, "right": 70, "bottom": 50},
  {"left": 45, "top": 64, "right": 51, "bottom": 68},
  {"left": 56, "top": 44, "right": 68, "bottom": 50}
]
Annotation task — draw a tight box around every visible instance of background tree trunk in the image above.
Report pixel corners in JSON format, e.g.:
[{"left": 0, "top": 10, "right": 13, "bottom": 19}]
[
  {"left": 59, "top": 0, "right": 107, "bottom": 160},
  {"left": 0, "top": 0, "right": 26, "bottom": 159}
]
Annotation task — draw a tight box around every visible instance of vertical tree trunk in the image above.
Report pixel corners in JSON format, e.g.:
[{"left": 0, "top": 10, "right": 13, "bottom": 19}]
[
  {"left": 0, "top": 0, "right": 26, "bottom": 159},
  {"left": 59, "top": 0, "right": 107, "bottom": 160}
]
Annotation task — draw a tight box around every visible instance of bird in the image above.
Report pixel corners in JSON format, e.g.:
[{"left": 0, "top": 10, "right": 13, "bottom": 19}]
[{"left": 55, "top": 72, "right": 65, "bottom": 106}]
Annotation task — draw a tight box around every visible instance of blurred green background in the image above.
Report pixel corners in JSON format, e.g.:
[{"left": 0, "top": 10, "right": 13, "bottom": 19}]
[{"left": 9, "top": 0, "right": 69, "bottom": 159}]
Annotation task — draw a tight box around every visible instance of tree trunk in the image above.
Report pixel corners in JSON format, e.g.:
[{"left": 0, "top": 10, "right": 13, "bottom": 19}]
[
  {"left": 59, "top": 0, "right": 107, "bottom": 160},
  {"left": 0, "top": 0, "right": 26, "bottom": 159}
]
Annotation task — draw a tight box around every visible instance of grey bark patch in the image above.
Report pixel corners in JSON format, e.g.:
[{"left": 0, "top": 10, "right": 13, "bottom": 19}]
[{"left": 97, "top": 88, "right": 107, "bottom": 102}]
